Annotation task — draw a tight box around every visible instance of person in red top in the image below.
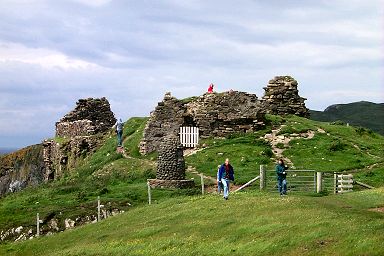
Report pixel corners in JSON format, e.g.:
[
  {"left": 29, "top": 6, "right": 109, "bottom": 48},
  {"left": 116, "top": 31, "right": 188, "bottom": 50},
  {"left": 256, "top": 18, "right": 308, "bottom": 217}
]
[{"left": 207, "top": 83, "right": 214, "bottom": 93}]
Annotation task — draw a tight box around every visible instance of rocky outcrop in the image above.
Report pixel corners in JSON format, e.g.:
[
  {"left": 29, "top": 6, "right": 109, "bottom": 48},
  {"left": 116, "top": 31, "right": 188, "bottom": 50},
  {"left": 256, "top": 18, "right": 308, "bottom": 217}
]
[
  {"left": 140, "top": 91, "right": 265, "bottom": 154},
  {"left": 56, "top": 97, "right": 116, "bottom": 137},
  {"left": 0, "top": 144, "right": 45, "bottom": 197},
  {"left": 0, "top": 207, "right": 125, "bottom": 242},
  {"left": 262, "top": 76, "right": 309, "bottom": 117}
]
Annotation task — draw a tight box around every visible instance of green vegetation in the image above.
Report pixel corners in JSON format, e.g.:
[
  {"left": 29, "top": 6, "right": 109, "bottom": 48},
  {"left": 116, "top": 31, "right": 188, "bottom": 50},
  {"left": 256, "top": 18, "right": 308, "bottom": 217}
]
[
  {"left": 310, "top": 101, "right": 384, "bottom": 135},
  {"left": 186, "top": 134, "right": 274, "bottom": 184},
  {"left": 0, "top": 117, "right": 198, "bottom": 232},
  {"left": 1, "top": 188, "right": 383, "bottom": 255},
  {"left": 274, "top": 115, "right": 384, "bottom": 172},
  {"left": 1, "top": 114, "right": 384, "bottom": 254}
]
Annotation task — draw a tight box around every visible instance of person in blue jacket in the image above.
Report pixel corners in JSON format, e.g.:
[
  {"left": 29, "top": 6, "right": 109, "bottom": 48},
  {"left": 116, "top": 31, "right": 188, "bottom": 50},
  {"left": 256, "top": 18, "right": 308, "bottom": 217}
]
[
  {"left": 218, "top": 158, "right": 235, "bottom": 200},
  {"left": 276, "top": 159, "right": 288, "bottom": 195}
]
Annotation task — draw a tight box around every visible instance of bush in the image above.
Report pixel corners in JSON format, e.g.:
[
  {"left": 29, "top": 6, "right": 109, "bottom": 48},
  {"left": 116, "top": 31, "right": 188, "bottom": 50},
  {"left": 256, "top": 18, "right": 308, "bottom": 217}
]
[
  {"left": 276, "top": 143, "right": 285, "bottom": 149},
  {"left": 355, "top": 127, "right": 374, "bottom": 136},
  {"left": 329, "top": 140, "right": 346, "bottom": 152},
  {"left": 330, "top": 120, "right": 345, "bottom": 126},
  {"left": 261, "top": 148, "right": 274, "bottom": 158}
]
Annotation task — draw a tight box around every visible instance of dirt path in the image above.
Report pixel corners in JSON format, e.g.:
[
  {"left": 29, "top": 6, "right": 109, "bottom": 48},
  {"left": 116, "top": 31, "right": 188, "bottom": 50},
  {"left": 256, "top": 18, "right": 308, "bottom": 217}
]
[{"left": 264, "top": 126, "right": 322, "bottom": 168}]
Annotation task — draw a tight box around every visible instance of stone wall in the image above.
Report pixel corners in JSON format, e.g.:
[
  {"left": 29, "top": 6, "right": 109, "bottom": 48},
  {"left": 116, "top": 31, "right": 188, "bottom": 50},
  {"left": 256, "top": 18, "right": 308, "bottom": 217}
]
[
  {"left": 56, "top": 120, "right": 94, "bottom": 137},
  {"left": 140, "top": 91, "right": 266, "bottom": 154},
  {"left": 56, "top": 97, "right": 116, "bottom": 137},
  {"left": 156, "top": 135, "right": 185, "bottom": 180},
  {"left": 185, "top": 91, "right": 265, "bottom": 137},
  {"left": 262, "top": 76, "right": 309, "bottom": 117},
  {"left": 139, "top": 92, "right": 186, "bottom": 154},
  {"left": 148, "top": 134, "right": 194, "bottom": 189},
  {"left": 43, "top": 135, "right": 103, "bottom": 181}
]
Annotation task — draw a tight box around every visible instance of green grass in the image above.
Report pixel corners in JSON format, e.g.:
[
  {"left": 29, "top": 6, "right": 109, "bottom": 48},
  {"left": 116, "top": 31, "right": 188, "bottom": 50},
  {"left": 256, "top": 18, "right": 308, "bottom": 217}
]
[
  {"left": 1, "top": 188, "right": 383, "bottom": 255},
  {"left": 0, "top": 117, "right": 198, "bottom": 233},
  {"left": 1, "top": 114, "right": 384, "bottom": 250},
  {"left": 185, "top": 134, "right": 274, "bottom": 184},
  {"left": 281, "top": 116, "right": 384, "bottom": 172}
]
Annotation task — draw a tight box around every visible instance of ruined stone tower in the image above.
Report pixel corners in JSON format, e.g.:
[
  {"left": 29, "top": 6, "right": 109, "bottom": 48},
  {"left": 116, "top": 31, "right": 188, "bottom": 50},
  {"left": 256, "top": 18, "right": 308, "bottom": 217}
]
[{"left": 262, "top": 76, "right": 309, "bottom": 117}]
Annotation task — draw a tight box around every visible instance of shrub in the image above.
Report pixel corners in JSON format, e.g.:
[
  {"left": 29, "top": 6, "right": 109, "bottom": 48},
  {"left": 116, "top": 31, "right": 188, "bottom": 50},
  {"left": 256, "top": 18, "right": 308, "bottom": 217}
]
[
  {"left": 275, "top": 143, "right": 285, "bottom": 149},
  {"left": 330, "top": 120, "right": 345, "bottom": 126},
  {"left": 355, "top": 127, "right": 374, "bottom": 136},
  {"left": 329, "top": 140, "right": 346, "bottom": 152},
  {"left": 261, "top": 148, "right": 274, "bottom": 158}
]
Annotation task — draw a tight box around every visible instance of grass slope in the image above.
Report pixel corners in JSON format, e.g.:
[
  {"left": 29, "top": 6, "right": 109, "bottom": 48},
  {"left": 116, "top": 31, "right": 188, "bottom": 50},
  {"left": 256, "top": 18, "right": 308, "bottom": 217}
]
[
  {"left": 1, "top": 188, "right": 383, "bottom": 255},
  {"left": 0, "top": 117, "right": 198, "bottom": 232},
  {"left": 186, "top": 115, "right": 384, "bottom": 187},
  {"left": 1, "top": 114, "right": 383, "bottom": 250},
  {"left": 310, "top": 101, "right": 384, "bottom": 135}
]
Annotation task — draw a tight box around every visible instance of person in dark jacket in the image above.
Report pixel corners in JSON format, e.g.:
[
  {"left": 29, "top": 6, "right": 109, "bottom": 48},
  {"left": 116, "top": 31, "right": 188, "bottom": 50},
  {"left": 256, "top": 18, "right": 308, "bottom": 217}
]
[
  {"left": 276, "top": 159, "right": 288, "bottom": 195},
  {"left": 114, "top": 118, "right": 124, "bottom": 147},
  {"left": 218, "top": 158, "right": 235, "bottom": 200}
]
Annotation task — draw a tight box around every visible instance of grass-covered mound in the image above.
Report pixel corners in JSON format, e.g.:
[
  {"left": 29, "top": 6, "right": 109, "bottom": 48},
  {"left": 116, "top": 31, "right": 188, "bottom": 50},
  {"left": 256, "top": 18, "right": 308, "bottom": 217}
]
[{"left": 1, "top": 188, "right": 383, "bottom": 255}]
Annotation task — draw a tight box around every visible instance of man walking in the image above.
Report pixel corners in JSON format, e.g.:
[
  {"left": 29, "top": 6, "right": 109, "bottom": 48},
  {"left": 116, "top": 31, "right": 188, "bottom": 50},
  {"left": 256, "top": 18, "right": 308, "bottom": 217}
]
[{"left": 218, "top": 158, "right": 234, "bottom": 200}]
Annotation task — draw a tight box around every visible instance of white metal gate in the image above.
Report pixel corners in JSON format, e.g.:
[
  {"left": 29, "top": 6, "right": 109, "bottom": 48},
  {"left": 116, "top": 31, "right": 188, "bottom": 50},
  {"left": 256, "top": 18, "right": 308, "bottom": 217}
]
[{"left": 179, "top": 127, "right": 199, "bottom": 148}]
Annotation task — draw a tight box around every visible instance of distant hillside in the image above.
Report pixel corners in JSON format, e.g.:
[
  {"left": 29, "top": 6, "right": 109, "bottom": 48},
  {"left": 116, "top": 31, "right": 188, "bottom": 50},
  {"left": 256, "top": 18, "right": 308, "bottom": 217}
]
[{"left": 310, "top": 101, "right": 384, "bottom": 135}]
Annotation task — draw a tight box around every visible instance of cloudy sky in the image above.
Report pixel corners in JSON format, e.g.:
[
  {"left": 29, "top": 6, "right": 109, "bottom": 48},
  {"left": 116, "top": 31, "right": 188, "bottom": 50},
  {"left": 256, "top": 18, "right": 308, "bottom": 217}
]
[{"left": 0, "top": 0, "right": 383, "bottom": 149}]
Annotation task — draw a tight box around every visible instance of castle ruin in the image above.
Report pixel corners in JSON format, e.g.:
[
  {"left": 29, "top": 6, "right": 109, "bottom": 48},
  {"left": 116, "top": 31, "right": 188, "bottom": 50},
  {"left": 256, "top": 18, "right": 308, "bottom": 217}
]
[{"left": 140, "top": 76, "right": 308, "bottom": 155}]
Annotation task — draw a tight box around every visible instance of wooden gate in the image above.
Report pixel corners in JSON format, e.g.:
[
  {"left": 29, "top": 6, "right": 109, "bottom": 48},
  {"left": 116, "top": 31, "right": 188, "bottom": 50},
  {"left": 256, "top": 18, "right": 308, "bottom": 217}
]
[
  {"left": 335, "top": 174, "right": 353, "bottom": 193},
  {"left": 179, "top": 127, "right": 199, "bottom": 148}
]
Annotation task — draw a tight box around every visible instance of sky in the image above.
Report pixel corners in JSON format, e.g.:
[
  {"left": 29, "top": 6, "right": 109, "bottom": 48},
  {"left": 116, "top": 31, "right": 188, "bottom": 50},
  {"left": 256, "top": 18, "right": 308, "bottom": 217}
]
[{"left": 0, "top": 0, "right": 383, "bottom": 149}]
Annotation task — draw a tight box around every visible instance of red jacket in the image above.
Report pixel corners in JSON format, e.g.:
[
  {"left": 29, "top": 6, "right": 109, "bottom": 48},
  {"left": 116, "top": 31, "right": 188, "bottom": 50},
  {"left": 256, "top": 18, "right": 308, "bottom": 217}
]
[{"left": 207, "top": 84, "right": 214, "bottom": 93}]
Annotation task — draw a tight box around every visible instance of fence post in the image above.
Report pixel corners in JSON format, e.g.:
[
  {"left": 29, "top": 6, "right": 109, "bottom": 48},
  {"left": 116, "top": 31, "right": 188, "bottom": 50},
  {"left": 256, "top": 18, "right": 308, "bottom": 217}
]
[
  {"left": 200, "top": 174, "right": 204, "bottom": 195},
  {"left": 334, "top": 172, "right": 337, "bottom": 194},
  {"left": 97, "top": 196, "right": 101, "bottom": 222},
  {"left": 316, "top": 172, "right": 322, "bottom": 193},
  {"left": 260, "top": 165, "right": 266, "bottom": 191},
  {"left": 36, "top": 213, "right": 40, "bottom": 237},
  {"left": 147, "top": 181, "right": 152, "bottom": 205}
]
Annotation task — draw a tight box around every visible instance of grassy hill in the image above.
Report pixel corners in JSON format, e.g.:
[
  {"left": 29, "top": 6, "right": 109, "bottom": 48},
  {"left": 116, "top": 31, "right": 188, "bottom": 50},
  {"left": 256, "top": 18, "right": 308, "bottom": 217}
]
[
  {"left": 0, "top": 114, "right": 383, "bottom": 254},
  {"left": 310, "top": 101, "right": 384, "bottom": 135},
  {"left": 0, "top": 188, "right": 383, "bottom": 255}
]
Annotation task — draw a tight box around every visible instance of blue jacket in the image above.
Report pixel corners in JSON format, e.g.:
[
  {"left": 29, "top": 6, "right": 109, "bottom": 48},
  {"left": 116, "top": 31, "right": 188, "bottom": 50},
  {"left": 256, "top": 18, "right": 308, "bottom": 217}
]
[
  {"left": 276, "top": 164, "right": 287, "bottom": 180},
  {"left": 218, "top": 164, "right": 234, "bottom": 181}
]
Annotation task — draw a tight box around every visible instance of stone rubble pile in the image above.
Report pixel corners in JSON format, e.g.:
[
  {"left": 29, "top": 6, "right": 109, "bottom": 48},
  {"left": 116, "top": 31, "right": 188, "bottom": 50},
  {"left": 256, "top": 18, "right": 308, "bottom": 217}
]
[{"left": 262, "top": 76, "right": 309, "bottom": 117}]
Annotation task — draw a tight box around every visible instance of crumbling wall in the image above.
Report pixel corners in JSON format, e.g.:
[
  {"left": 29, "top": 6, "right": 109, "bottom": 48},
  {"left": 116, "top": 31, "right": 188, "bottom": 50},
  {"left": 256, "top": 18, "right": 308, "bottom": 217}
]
[
  {"left": 140, "top": 91, "right": 266, "bottom": 155},
  {"left": 43, "top": 135, "right": 103, "bottom": 181},
  {"left": 262, "top": 76, "right": 309, "bottom": 117},
  {"left": 56, "top": 97, "right": 116, "bottom": 137}
]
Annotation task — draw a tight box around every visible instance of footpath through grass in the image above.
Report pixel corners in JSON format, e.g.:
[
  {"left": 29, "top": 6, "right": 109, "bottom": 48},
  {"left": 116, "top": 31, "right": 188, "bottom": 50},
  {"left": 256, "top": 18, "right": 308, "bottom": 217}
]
[{"left": 1, "top": 188, "right": 383, "bottom": 256}]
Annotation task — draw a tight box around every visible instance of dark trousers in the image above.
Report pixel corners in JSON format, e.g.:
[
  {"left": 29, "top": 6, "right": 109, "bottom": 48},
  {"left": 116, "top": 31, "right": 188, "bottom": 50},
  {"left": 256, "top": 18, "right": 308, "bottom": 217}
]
[{"left": 117, "top": 130, "right": 123, "bottom": 146}]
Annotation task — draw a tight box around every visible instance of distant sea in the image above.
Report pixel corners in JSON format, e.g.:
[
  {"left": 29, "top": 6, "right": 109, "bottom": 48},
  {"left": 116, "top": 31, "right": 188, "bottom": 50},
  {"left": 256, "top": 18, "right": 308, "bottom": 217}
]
[{"left": 0, "top": 148, "right": 18, "bottom": 155}]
